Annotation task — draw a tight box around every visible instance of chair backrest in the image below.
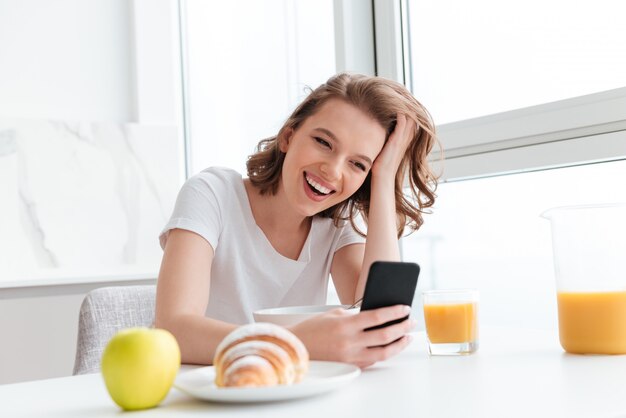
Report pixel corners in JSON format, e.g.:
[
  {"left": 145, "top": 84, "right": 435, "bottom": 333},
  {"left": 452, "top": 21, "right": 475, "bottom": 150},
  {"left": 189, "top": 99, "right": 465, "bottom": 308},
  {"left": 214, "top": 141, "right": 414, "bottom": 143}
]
[{"left": 73, "top": 285, "right": 156, "bottom": 375}]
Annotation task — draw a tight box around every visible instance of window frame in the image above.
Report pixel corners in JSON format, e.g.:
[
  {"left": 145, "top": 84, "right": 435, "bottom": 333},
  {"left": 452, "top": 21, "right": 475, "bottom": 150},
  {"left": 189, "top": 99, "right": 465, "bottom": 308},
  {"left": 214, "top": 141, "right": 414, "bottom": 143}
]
[
  {"left": 372, "top": 0, "right": 626, "bottom": 181},
  {"left": 435, "top": 88, "right": 626, "bottom": 180}
]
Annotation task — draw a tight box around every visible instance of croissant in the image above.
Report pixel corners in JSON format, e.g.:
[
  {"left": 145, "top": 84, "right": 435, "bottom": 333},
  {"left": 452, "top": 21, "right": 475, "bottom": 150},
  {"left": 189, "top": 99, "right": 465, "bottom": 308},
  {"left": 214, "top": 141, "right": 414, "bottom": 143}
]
[{"left": 213, "top": 323, "right": 309, "bottom": 388}]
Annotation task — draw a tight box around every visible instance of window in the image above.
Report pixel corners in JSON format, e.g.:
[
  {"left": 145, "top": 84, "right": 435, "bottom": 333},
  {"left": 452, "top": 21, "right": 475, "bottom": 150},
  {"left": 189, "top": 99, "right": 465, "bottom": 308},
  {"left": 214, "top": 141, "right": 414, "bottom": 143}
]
[
  {"left": 182, "top": 0, "right": 336, "bottom": 176},
  {"left": 407, "top": 0, "right": 626, "bottom": 125},
  {"left": 390, "top": 0, "right": 626, "bottom": 328},
  {"left": 402, "top": 159, "right": 626, "bottom": 330},
  {"left": 403, "top": 0, "right": 626, "bottom": 180}
]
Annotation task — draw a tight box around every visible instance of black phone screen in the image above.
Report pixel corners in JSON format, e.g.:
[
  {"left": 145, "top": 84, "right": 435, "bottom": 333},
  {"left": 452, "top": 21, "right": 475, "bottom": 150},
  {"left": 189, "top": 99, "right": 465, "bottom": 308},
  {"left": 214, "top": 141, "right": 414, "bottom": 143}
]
[{"left": 360, "top": 261, "right": 420, "bottom": 331}]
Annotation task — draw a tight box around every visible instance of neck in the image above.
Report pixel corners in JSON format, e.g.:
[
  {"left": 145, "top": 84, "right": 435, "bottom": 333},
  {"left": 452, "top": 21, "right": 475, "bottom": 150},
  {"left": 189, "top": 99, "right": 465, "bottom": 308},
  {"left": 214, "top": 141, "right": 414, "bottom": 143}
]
[{"left": 244, "top": 179, "right": 310, "bottom": 233}]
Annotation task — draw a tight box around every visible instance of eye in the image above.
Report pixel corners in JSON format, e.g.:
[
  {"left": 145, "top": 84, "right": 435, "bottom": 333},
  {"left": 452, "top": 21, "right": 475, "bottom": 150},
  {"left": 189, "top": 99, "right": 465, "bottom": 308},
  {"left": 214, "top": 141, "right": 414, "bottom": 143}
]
[
  {"left": 352, "top": 161, "right": 367, "bottom": 172},
  {"left": 314, "top": 137, "right": 331, "bottom": 149}
]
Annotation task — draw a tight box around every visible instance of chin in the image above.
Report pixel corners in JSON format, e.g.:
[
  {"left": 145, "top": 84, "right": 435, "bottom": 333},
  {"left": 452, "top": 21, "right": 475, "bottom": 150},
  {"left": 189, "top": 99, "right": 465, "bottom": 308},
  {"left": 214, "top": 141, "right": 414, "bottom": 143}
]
[
  {"left": 295, "top": 202, "right": 330, "bottom": 218},
  {"left": 311, "top": 201, "right": 340, "bottom": 217}
]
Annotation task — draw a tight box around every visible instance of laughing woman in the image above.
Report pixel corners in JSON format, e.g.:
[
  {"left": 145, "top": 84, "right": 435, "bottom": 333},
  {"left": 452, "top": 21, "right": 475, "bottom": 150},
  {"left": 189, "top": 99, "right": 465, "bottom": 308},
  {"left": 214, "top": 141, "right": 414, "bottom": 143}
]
[{"left": 155, "top": 73, "right": 438, "bottom": 368}]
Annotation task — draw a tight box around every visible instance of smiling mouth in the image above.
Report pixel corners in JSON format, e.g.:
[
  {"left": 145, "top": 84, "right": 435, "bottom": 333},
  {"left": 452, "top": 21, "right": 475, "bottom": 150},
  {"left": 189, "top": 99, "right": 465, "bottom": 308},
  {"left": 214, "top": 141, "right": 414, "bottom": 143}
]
[{"left": 304, "top": 173, "right": 335, "bottom": 196}]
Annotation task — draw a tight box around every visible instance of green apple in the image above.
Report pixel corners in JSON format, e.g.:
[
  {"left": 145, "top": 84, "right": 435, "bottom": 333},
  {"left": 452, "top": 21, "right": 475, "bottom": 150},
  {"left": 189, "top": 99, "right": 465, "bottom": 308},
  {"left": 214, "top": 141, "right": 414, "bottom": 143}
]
[{"left": 101, "top": 327, "right": 181, "bottom": 411}]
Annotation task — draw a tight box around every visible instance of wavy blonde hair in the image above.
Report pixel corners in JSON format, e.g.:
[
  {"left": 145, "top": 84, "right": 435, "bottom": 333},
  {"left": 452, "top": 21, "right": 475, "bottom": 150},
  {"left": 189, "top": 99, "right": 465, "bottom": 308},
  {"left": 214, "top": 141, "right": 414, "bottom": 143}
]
[{"left": 246, "top": 72, "right": 439, "bottom": 237}]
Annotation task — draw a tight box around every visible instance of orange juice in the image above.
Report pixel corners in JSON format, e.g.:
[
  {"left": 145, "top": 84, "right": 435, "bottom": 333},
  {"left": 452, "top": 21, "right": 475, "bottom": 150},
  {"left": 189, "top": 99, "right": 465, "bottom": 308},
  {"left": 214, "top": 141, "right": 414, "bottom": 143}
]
[
  {"left": 557, "top": 290, "right": 626, "bottom": 354},
  {"left": 423, "top": 302, "right": 478, "bottom": 343}
]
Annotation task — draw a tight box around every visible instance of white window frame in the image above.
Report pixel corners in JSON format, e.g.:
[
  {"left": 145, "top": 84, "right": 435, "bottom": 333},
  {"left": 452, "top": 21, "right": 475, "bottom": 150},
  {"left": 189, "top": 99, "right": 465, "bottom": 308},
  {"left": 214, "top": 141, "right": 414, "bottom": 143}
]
[
  {"left": 371, "top": 0, "right": 626, "bottom": 181},
  {"left": 372, "top": 0, "right": 409, "bottom": 85},
  {"left": 333, "top": 0, "right": 376, "bottom": 76},
  {"left": 133, "top": 0, "right": 187, "bottom": 183},
  {"left": 435, "top": 89, "right": 626, "bottom": 180}
]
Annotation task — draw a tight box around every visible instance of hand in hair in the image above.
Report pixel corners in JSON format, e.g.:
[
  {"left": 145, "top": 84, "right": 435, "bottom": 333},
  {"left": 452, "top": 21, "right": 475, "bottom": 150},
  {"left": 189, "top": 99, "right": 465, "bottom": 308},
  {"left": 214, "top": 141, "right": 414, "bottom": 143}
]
[{"left": 370, "top": 113, "right": 416, "bottom": 182}]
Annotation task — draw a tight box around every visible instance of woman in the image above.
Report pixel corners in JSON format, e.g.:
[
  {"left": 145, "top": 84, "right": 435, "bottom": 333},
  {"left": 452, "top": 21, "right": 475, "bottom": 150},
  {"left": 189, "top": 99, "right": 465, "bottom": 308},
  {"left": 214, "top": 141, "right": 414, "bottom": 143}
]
[{"left": 155, "top": 73, "right": 438, "bottom": 368}]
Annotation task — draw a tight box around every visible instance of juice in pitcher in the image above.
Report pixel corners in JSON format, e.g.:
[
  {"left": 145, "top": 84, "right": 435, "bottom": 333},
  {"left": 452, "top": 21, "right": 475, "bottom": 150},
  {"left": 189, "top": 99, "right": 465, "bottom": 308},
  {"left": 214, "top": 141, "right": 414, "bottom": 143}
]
[
  {"left": 543, "top": 204, "right": 626, "bottom": 354},
  {"left": 557, "top": 290, "right": 626, "bottom": 354}
]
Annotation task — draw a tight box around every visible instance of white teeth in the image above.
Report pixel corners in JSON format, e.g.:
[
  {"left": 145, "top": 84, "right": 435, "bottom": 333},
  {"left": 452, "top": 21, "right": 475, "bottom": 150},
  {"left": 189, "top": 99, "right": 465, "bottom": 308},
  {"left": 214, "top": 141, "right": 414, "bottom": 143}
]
[{"left": 305, "top": 174, "right": 332, "bottom": 195}]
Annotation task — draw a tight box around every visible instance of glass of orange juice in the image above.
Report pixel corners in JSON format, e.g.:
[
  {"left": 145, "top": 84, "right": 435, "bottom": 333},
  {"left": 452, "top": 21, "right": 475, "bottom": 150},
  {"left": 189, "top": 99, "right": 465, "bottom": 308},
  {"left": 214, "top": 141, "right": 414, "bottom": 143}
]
[{"left": 422, "top": 289, "right": 479, "bottom": 355}]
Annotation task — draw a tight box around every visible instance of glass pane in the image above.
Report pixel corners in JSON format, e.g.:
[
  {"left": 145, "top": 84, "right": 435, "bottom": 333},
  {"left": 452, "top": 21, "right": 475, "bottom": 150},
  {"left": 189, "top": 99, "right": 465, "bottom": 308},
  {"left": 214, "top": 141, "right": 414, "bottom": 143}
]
[
  {"left": 407, "top": 0, "right": 626, "bottom": 124},
  {"left": 184, "top": 0, "right": 336, "bottom": 175},
  {"left": 402, "top": 159, "right": 626, "bottom": 330}
]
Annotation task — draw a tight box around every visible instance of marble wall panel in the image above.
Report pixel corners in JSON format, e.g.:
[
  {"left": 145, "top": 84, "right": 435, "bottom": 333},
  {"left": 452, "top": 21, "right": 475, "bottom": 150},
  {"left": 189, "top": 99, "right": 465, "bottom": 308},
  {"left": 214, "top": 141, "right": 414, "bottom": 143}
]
[{"left": 0, "top": 120, "right": 181, "bottom": 286}]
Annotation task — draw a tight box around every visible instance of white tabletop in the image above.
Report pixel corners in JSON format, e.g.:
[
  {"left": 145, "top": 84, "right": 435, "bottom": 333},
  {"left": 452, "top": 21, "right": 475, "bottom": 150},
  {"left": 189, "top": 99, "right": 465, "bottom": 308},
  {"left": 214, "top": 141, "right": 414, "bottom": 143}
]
[{"left": 3, "top": 327, "right": 626, "bottom": 418}]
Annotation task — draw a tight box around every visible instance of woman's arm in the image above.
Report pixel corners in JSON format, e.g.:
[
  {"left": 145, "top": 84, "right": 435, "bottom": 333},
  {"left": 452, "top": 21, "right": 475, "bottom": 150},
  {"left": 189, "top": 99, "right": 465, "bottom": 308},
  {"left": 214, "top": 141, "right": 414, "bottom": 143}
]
[
  {"left": 329, "top": 243, "right": 364, "bottom": 304},
  {"left": 291, "top": 115, "right": 417, "bottom": 368},
  {"left": 331, "top": 115, "right": 415, "bottom": 304},
  {"left": 155, "top": 228, "right": 237, "bottom": 364},
  {"left": 355, "top": 114, "right": 416, "bottom": 301}
]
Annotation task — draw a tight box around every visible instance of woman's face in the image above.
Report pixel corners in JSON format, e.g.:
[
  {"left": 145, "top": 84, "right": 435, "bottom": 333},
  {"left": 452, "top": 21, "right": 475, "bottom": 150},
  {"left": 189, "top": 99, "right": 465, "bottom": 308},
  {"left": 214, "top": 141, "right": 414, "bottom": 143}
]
[{"left": 280, "top": 98, "right": 386, "bottom": 217}]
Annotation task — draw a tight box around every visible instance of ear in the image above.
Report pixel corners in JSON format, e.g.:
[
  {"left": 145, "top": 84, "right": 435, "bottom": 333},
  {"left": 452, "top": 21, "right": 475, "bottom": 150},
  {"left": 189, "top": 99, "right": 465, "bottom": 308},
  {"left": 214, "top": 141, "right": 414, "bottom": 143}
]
[{"left": 279, "top": 128, "right": 294, "bottom": 153}]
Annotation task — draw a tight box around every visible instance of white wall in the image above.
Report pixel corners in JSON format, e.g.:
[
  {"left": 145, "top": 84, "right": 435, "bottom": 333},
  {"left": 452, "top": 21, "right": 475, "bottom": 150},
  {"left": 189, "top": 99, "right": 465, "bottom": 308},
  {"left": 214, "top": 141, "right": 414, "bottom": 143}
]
[
  {"left": 0, "top": 0, "right": 135, "bottom": 121},
  {"left": 0, "top": 0, "right": 178, "bottom": 384}
]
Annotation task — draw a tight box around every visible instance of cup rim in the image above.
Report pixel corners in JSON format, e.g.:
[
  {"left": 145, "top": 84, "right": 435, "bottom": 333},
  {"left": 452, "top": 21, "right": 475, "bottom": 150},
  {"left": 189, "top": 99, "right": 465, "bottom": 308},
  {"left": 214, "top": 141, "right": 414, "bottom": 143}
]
[
  {"left": 421, "top": 288, "right": 479, "bottom": 295},
  {"left": 541, "top": 202, "right": 626, "bottom": 219},
  {"left": 253, "top": 304, "right": 355, "bottom": 316},
  {"left": 422, "top": 288, "right": 480, "bottom": 303}
]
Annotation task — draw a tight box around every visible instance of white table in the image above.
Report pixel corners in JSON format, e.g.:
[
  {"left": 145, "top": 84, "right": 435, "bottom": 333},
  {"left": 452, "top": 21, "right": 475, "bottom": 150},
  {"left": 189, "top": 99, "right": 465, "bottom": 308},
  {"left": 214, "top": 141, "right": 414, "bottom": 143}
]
[{"left": 3, "top": 327, "right": 626, "bottom": 418}]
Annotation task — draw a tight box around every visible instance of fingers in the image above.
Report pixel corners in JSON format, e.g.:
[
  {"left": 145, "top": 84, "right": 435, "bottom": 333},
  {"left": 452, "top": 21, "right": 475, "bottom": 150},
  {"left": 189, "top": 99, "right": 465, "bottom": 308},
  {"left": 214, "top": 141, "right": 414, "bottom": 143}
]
[
  {"left": 355, "top": 304, "right": 411, "bottom": 328},
  {"left": 393, "top": 113, "right": 408, "bottom": 139},
  {"left": 361, "top": 316, "right": 416, "bottom": 346},
  {"left": 299, "top": 306, "right": 415, "bottom": 368},
  {"left": 352, "top": 334, "right": 413, "bottom": 369},
  {"left": 371, "top": 113, "right": 416, "bottom": 176},
  {"left": 363, "top": 334, "right": 413, "bottom": 364},
  {"left": 381, "top": 113, "right": 415, "bottom": 167},
  {"left": 391, "top": 113, "right": 415, "bottom": 142},
  {"left": 354, "top": 304, "right": 416, "bottom": 349}
]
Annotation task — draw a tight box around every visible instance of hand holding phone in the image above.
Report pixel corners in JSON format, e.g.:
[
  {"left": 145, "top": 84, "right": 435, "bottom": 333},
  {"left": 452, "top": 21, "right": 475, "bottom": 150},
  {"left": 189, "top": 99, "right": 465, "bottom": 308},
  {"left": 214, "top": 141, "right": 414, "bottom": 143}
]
[{"left": 360, "top": 261, "right": 420, "bottom": 331}]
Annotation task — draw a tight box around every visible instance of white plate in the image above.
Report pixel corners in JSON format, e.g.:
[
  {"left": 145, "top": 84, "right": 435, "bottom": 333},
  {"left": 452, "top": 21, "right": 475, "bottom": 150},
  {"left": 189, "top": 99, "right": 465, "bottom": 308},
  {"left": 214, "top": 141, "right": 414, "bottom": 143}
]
[{"left": 174, "top": 361, "right": 361, "bottom": 403}]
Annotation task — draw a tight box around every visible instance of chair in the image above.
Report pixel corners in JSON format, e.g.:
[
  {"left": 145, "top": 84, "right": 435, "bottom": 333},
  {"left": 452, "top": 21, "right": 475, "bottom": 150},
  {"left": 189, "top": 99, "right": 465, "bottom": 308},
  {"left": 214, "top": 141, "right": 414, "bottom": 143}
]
[{"left": 73, "top": 285, "right": 156, "bottom": 375}]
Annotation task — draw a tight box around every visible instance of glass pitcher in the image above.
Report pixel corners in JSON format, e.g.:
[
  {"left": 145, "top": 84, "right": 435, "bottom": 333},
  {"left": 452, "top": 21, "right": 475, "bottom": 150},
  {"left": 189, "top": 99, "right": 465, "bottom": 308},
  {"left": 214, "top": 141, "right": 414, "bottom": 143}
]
[{"left": 542, "top": 203, "right": 626, "bottom": 354}]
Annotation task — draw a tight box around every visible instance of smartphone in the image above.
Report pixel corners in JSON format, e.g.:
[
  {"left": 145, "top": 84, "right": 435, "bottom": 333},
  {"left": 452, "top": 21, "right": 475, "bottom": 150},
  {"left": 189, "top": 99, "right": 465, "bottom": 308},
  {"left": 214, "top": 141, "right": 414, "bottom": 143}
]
[{"left": 360, "top": 261, "right": 420, "bottom": 331}]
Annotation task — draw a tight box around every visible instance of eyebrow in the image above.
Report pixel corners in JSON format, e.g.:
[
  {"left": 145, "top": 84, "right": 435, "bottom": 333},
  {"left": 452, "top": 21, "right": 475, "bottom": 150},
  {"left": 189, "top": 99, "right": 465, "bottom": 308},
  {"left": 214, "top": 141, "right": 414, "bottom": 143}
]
[{"left": 312, "top": 128, "right": 373, "bottom": 166}]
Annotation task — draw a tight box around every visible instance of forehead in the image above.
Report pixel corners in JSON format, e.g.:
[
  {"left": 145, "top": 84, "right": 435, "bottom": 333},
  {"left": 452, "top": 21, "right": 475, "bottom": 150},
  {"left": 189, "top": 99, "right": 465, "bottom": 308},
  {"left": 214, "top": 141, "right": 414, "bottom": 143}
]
[{"left": 302, "top": 99, "right": 386, "bottom": 155}]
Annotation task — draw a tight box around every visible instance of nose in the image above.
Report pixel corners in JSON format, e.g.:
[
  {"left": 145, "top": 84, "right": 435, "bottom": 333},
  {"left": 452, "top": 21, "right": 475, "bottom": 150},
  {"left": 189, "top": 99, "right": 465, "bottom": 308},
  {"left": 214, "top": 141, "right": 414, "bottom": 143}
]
[{"left": 320, "top": 157, "right": 341, "bottom": 181}]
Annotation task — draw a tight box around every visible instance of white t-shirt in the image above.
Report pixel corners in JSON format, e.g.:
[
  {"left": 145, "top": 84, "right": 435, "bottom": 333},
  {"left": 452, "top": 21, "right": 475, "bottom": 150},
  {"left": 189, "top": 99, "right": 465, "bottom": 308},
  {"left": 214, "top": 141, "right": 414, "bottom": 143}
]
[{"left": 159, "top": 167, "right": 366, "bottom": 324}]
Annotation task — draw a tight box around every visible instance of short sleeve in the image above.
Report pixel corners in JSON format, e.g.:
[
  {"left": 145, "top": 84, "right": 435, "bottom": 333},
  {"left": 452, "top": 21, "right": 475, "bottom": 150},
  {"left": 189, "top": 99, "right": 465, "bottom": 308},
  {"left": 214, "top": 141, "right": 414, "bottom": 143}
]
[
  {"left": 335, "top": 216, "right": 366, "bottom": 251},
  {"left": 159, "top": 172, "right": 223, "bottom": 250}
]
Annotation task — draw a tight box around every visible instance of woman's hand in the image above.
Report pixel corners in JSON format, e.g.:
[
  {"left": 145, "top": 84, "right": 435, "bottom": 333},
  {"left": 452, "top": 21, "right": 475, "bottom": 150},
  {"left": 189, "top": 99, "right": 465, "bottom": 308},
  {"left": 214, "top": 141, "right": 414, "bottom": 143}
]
[
  {"left": 371, "top": 113, "right": 416, "bottom": 180},
  {"left": 289, "top": 305, "right": 416, "bottom": 369},
  {"left": 349, "top": 114, "right": 415, "bottom": 289}
]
